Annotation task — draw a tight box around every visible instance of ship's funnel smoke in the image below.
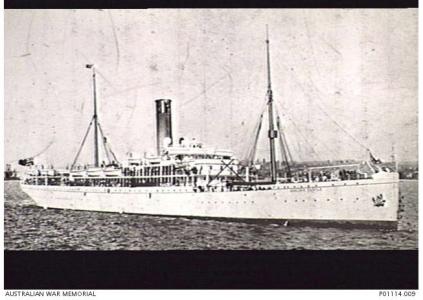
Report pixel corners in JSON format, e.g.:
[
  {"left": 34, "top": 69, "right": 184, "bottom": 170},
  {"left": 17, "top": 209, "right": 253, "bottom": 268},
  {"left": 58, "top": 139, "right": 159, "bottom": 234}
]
[{"left": 155, "top": 99, "right": 173, "bottom": 155}]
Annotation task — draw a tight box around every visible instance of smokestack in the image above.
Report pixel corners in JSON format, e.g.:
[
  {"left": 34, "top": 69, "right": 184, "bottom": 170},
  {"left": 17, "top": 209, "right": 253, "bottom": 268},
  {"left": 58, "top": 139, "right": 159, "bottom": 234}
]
[{"left": 155, "top": 99, "right": 173, "bottom": 155}]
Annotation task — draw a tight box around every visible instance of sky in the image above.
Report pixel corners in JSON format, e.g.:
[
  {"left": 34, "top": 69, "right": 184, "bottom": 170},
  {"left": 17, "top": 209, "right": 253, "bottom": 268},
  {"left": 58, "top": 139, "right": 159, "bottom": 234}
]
[{"left": 4, "top": 9, "right": 418, "bottom": 167}]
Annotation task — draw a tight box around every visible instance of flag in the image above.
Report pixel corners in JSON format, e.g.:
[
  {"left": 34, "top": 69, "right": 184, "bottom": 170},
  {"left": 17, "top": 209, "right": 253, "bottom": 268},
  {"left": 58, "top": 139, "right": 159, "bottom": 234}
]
[
  {"left": 86, "top": 64, "right": 94, "bottom": 69},
  {"left": 18, "top": 157, "right": 34, "bottom": 166},
  {"left": 369, "top": 152, "right": 382, "bottom": 164}
]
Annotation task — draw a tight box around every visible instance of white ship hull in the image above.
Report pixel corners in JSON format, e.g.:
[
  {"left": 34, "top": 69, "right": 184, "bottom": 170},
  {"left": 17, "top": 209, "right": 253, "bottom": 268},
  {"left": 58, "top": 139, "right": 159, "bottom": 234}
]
[{"left": 21, "top": 173, "right": 399, "bottom": 228}]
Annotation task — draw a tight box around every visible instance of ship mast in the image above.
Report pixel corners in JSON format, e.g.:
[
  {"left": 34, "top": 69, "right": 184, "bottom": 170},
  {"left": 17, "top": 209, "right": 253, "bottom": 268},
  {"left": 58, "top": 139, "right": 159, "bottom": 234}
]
[
  {"left": 266, "top": 26, "right": 277, "bottom": 183},
  {"left": 70, "top": 64, "right": 119, "bottom": 170},
  {"left": 87, "top": 64, "right": 100, "bottom": 167}
]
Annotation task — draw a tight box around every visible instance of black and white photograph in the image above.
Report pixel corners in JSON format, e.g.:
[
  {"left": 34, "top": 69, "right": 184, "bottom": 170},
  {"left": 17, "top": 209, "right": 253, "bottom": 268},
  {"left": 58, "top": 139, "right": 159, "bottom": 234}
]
[{"left": 3, "top": 5, "right": 419, "bottom": 290}]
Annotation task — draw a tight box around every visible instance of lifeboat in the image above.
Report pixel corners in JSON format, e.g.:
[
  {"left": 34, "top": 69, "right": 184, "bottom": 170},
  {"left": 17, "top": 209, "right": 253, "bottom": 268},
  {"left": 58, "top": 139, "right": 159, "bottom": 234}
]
[
  {"left": 103, "top": 167, "right": 122, "bottom": 177},
  {"left": 86, "top": 168, "right": 104, "bottom": 177}
]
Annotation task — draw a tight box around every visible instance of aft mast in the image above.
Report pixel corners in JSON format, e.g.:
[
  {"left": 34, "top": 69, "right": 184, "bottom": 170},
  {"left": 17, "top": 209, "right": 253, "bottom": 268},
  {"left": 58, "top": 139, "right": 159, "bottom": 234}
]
[{"left": 266, "top": 26, "right": 277, "bottom": 183}]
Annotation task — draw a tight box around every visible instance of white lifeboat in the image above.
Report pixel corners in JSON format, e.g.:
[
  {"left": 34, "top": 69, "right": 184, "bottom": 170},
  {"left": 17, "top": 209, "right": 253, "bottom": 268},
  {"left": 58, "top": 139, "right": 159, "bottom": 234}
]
[
  {"left": 86, "top": 168, "right": 104, "bottom": 177},
  {"left": 103, "top": 167, "right": 122, "bottom": 177},
  {"left": 70, "top": 170, "right": 87, "bottom": 178}
]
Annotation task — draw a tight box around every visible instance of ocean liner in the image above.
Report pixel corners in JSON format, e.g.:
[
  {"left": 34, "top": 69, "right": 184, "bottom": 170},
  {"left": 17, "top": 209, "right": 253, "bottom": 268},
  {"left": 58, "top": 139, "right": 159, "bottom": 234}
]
[{"left": 20, "top": 29, "right": 400, "bottom": 228}]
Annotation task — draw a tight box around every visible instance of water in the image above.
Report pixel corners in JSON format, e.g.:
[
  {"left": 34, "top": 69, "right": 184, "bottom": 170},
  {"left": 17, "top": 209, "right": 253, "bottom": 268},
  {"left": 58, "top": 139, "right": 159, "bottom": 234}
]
[{"left": 4, "top": 180, "right": 418, "bottom": 250}]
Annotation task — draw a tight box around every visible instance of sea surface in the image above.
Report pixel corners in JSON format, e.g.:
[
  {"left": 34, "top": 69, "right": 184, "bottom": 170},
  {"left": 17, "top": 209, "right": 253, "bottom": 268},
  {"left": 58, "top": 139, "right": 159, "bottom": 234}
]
[{"left": 4, "top": 180, "right": 418, "bottom": 250}]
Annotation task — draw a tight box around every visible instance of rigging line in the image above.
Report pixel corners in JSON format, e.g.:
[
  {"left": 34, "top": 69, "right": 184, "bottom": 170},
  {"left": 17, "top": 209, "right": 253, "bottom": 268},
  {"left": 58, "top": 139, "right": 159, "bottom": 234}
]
[
  {"left": 97, "top": 123, "right": 111, "bottom": 164},
  {"left": 73, "top": 49, "right": 118, "bottom": 91},
  {"left": 243, "top": 97, "right": 268, "bottom": 161},
  {"left": 102, "top": 81, "right": 160, "bottom": 98},
  {"left": 247, "top": 117, "right": 261, "bottom": 161},
  {"left": 276, "top": 117, "right": 291, "bottom": 175},
  {"left": 282, "top": 130, "right": 294, "bottom": 163},
  {"left": 274, "top": 102, "right": 322, "bottom": 161},
  {"left": 277, "top": 78, "right": 337, "bottom": 159},
  {"left": 276, "top": 107, "right": 292, "bottom": 166},
  {"left": 272, "top": 72, "right": 342, "bottom": 161},
  {"left": 24, "top": 11, "right": 37, "bottom": 71},
  {"left": 303, "top": 12, "right": 322, "bottom": 78},
  {"left": 31, "top": 139, "right": 55, "bottom": 159},
  {"left": 279, "top": 136, "right": 292, "bottom": 173},
  {"left": 107, "top": 10, "right": 120, "bottom": 71},
  {"left": 6, "top": 139, "right": 55, "bottom": 165},
  {"left": 180, "top": 73, "right": 230, "bottom": 107},
  {"left": 248, "top": 113, "right": 264, "bottom": 164},
  {"left": 71, "top": 117, "right": 95, "bottom": 170},
  {"left": 273, "top": 107, "right": 292, "bottom": 162},
  {"left": 97, "top": 122, "right": 112, "bottom": 164},
  {"left": 294, "top": 139, "right": 306, "bottom": 163},
  {"left": 244, "top": 104, "right": 265, "bottom": 160},
  {"left": 306, "top": 90, "right": 371, "bottom": 152},
  {"left": 207, "top": 159, "right": 235, "bottom": 186},
  {"left": 95, "top": 68, "right": 118, "bottom": 91},
  {"left": 277, "top": 59, "right": 371, "bottom": 153},
  {"left": 275, "top": 111, "right": 294, "bottom": 164},
  {"left": 108, "top": 148, "right": 119, "bottom": 164},
  {"left": 243, "top": 121, "right": 257, "bottom": 161},
  {"left": 97, "top": 123, "right": 119, "bottom": 164},
  {"left": 276, "top": 115, "right": 293, "bottom": 166},
  {"left": 282, "top": 132, "right": 294, "bottom": 166},
  {"left": 274, "top": 95, "right": 339, "bottom": 160},
  {"left": 246, "top": 93, "right": 269, "bottom": 152}
]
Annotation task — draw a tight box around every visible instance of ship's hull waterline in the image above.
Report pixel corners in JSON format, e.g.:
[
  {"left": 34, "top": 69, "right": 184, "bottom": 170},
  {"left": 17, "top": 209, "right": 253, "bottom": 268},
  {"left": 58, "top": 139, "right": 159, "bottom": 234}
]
[{"left": 21, "top": 173, "right": 399, "bottom": 228}]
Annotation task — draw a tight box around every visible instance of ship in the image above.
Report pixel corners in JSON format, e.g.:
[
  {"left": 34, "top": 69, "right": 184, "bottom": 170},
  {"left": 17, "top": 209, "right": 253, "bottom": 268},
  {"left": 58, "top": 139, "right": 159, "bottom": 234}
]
[{"left": 20, "top": 28, "right": 400, "bottom": 229}]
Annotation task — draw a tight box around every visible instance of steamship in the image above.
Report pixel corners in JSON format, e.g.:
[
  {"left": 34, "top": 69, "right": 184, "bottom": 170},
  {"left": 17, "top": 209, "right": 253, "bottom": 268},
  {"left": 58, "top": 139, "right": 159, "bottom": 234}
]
[{"left": 20, "top": 30, "right": 400, "bottom": 228}]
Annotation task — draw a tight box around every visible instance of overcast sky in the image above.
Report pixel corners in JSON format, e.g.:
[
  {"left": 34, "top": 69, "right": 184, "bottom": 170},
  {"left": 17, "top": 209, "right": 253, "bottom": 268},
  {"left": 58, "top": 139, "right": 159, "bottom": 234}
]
[{"left": 4, "top": 9, "right": 418, "bottom": 167}]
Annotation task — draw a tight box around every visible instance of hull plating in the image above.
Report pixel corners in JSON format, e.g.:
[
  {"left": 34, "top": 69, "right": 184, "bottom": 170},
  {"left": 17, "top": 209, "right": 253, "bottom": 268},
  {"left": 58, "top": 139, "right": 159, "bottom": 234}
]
[{"left": 21, "top": 174, "right": 399, "bottom": 224}]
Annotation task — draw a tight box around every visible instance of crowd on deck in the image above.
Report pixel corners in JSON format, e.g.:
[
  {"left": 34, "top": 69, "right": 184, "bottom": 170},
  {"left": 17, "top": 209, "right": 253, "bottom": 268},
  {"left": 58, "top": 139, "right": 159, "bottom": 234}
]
[{"left": 284, "top": 169, "right": 370, "bottom": 183}]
